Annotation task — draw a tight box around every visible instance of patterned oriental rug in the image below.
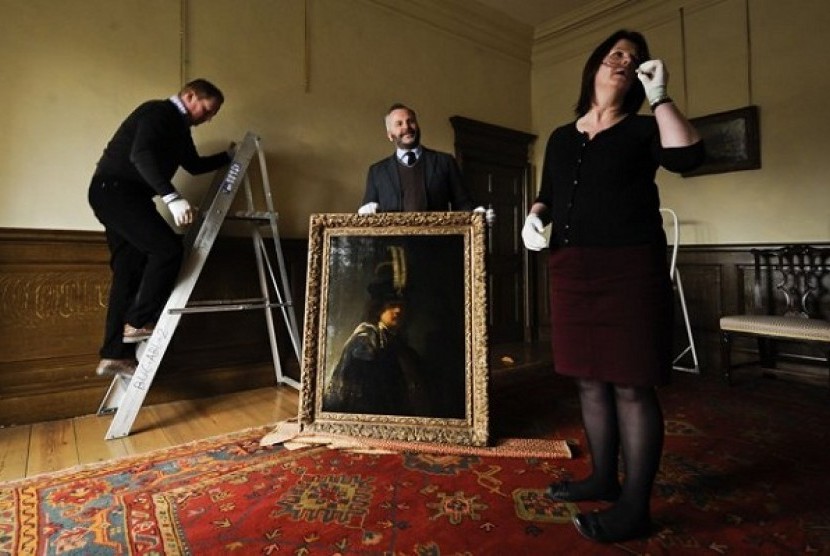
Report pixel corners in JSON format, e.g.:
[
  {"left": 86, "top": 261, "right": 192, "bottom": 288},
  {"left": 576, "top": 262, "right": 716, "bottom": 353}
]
[
  {"left": 1, "top": 428, "right": 572, "bottom": 555},
  {"left": 1, "top": 372, "right": 829, "bottom": 554}
]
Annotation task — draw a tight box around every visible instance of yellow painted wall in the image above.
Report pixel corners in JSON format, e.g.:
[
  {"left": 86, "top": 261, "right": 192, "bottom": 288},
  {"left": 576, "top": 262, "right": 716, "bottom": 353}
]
[
  {"left": 2, "top": 0, "right": 828, "bottom": 245},
  {"left": 0, "top": 0, "right": 531, "bottom": 238},
  {"left": 531, "top": 0, "right": 830, "bottom": 245}
]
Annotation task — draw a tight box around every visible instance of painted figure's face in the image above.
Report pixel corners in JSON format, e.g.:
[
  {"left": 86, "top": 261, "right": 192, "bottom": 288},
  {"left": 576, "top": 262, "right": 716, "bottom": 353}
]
[
  {"left": 386, "top": 108, "right": 420, "bottom": 149},
  {"left": 380, "top": 303, "right": 404, "bottom": 328}
]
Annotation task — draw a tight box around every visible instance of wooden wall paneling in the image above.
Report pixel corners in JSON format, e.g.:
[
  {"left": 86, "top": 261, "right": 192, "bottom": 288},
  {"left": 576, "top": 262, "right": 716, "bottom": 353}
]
[
  {"left": 671, "top": 262, "right": 722, "bottom": 372},
  {"left": 3, "top": 227, "right": 826, "bottom": 427},
  {"left": 675, "top": 243, "right": 830, "bottom": 383},
  {"left": 0, "top": 229, "right": 308, "bottom": 426}
]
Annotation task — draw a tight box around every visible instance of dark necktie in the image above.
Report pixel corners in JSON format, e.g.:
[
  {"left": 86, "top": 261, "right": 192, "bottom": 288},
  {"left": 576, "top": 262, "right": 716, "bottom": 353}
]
[{"left": 403, "top": 151, "right": 416, "bottom": 166}]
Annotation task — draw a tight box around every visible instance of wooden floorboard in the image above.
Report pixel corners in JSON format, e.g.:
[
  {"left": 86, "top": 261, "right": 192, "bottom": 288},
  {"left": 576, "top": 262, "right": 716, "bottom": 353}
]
[
  {"left": 27, "top": 420, "right": 77, "bottom": 478},
  {"left": 0, "top": 343, "right": 550, "bottom": 483},
  {"left": 74, "top": 414, "right": 129, "bottom": 466},
  {"left": 0, "top": 425, "right": 30, "bottom": 482},
  {"left": 0, "top": 385, "right": 300, "bottom": 482},
  {"left": 119, "top": 408, "right": 176, "bottom": 456}
]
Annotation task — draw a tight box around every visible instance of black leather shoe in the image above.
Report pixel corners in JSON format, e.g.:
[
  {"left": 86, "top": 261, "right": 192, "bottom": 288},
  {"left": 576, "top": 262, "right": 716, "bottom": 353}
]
[
  {"left": 573, "top": 512, "right": 652, "bottom": 543},
  {"left": 546, "top": 481, "right": 621, "bottom": 502}
]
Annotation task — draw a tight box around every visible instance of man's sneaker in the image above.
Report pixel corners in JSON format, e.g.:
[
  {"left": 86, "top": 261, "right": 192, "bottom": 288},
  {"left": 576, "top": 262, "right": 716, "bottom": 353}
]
[
  {"left": 96, "top": 358, "right": 137, "bottom": 377},
  {"left": 123, "top": 323, "right": 154, "bottom": 343}
]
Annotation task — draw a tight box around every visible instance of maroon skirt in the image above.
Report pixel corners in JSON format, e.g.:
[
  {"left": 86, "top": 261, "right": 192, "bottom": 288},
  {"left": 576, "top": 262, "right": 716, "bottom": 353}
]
[{"left": 547, "top": 244, "right": 674, "bottom": 387}]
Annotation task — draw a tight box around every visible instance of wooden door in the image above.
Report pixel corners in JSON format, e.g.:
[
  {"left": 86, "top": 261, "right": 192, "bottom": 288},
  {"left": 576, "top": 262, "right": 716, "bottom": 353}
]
[{"left": 450, "top": 117, "right": 536, "bottom": 344}]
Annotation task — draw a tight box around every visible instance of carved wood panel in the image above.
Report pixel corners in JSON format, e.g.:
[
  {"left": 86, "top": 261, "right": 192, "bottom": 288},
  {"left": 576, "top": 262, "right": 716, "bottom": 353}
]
[
  {"left": 3, "top": 228, "right": 826, "bottom": 425},
  {"left": 0, "top": 229, "right": 307, "bottom": 426}
]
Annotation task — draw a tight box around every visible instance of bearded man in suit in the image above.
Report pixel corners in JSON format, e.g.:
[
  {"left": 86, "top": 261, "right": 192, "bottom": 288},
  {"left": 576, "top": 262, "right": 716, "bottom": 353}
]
[{"left": 358, "top": 103, "right": 475, "bottom": 214}]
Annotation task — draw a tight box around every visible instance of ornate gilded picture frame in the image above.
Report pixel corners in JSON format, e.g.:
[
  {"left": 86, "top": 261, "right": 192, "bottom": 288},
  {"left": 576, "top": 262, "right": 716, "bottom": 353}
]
[{"left": 299, "top": 212, "right": 489, "bottom": 446}]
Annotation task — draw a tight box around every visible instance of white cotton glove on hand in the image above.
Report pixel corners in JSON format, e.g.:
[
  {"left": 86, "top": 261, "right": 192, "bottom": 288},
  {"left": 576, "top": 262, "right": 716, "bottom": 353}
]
[
  {"left": 474, "top": 206, "right": 497, "bottom": 226},
  {"left": 521, "top": 213, "right": 547, "bottom": 251},
  {"left": 167, "top": 198, "right": 194, "bottom": 227},
  {"left": 358, "top": 202, "right": 378, "bottom": 215},
  {"left": 485, "top": 207, "right": 496, "bottom": 226},
  {"left": 636, "top": 59, "right": 669, "bottom": 105}
]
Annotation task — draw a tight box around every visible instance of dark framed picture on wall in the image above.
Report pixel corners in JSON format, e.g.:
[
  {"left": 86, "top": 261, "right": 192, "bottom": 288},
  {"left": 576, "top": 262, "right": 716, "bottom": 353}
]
[
  {"left": 299, "top": 211, "right": 490, "bottom": 446},
  {"left": 683, "top": 105, "right": 760, "bottom": 177}
]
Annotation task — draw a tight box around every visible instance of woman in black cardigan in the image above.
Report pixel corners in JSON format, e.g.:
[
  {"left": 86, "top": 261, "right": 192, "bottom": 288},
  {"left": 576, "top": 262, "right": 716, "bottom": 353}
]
[{"left": 522, "top": 29, "right": 704, "bottom": 543}]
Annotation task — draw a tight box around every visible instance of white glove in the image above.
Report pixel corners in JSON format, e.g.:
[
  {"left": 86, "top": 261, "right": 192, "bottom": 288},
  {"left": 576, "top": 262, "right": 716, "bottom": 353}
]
[
  {"left": 358, "top": 202, "right": 378, "bottom": 215},
  {"left": 521, "top": 213, "right": 547, "bottom": 251},
  {"left": 636, "top": 59, "right": 669, "bottom": 105},
  {"left": 473, "top": 206, "right": 496, "bottom": 226},
  {"left": 485, "top": 207, "right": 496, "bottom": 226},
  {"left": 166, "top": 197, "right": 194, "bottom": 227}
]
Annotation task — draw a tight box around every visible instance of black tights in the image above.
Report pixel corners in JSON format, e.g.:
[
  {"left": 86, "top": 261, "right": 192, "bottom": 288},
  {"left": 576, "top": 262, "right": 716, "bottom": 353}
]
[{"left": 574, "top": 378, "right": 664, "bottom": 530}]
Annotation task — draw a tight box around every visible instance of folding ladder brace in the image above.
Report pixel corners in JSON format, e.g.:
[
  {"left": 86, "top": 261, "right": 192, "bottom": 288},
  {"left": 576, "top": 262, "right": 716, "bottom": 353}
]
[{"left": 98, "top": 132, "right": 301, "bottom": 439}]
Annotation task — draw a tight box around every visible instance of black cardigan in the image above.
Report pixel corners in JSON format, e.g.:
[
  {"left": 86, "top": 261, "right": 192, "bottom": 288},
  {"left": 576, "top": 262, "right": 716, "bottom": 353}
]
[{"left": 535, "top": 114, "right": 704, "bottom": 247}]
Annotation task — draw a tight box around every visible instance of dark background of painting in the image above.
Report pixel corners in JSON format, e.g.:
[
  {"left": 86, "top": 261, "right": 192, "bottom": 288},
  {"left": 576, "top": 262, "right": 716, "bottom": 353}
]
[{"left": 322, "top": 234, "right": 467, "bottom": 418}]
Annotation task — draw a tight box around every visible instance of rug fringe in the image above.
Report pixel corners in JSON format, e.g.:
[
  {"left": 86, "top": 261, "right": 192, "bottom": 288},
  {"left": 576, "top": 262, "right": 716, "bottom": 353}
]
[{"left": 260, "top": 420, "right": 571, "bottom": 459}]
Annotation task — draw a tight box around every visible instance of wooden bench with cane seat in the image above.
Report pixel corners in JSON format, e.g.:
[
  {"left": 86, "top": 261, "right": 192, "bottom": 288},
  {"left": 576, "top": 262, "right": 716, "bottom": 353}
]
[{"left": 720, "top": 245, "right": 830, "bottom": 387}]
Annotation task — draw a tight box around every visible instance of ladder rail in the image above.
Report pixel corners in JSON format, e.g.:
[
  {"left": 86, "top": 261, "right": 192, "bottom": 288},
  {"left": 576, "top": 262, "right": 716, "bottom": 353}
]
[
  {"left": 241, "top": 136, "right": 301, "bottom": 376},
  {"left": 236, "top": 138, "right": 301, "bottom": 361},
  {"left": 672, "top": 269, "right": 700, "bottom": 372},
  {"left": 660, "top": 208, "right": 700, "bottom": 374},
  {"left": 254, "top": 229, "right": 302, "bottom": 358},
  {"left": 255, "top": 141, "right": 303, "bottom": 358},
  {"left": 251, "top": 226, "right": 301, "bottom": 389}
]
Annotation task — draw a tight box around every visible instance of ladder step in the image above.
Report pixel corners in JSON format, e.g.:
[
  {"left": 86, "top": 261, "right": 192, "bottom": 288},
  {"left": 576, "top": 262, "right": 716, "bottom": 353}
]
[
  {"left": 169, "top": 299, "right": 292, "bottom": 314},
  {"left": 228, "top": 210, "right": 276, "bottom": 221}
]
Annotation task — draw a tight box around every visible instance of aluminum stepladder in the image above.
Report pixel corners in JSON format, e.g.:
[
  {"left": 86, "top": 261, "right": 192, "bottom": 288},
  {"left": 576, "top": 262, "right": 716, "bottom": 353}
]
[
  {"left": 99, "top": 131, "right": 301, "bottom": 439},
  {"left": 661, "top": 208, "right": 700, "bottom": 374}
]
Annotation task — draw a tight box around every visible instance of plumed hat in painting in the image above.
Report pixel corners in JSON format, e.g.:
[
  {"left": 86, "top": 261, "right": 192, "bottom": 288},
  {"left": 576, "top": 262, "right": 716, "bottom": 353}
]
[{"left": 367, "top": 245, "right": 407, "bottom": 304}]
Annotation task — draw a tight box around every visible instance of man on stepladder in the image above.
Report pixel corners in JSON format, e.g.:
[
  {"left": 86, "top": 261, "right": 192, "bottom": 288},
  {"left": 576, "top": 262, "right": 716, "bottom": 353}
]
[{"left": 88, "top": 78, "right": 233, "bottom": 377}]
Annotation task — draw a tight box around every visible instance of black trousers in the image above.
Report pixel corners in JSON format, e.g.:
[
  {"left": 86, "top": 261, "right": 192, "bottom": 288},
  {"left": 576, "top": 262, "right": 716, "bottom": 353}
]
[{"left": 88, "top": 177, "right": 183, "bottom": 359}]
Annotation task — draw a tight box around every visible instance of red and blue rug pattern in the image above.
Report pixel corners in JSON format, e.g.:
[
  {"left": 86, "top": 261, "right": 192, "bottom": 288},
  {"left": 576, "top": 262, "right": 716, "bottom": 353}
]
[
  {"left": 2, "top": 373, "right": 829, "bottom": 554},
  {"left": 1, "top": 433, "right": 577, "bottom": 555}
]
